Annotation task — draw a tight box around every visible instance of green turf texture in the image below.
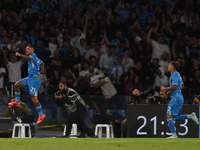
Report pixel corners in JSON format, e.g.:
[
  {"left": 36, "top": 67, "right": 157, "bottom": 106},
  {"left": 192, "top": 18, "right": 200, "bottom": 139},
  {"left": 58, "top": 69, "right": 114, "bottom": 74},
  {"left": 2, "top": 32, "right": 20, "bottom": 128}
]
[{"left": 0, "top": 138, "right": 200, "bottom": 150}]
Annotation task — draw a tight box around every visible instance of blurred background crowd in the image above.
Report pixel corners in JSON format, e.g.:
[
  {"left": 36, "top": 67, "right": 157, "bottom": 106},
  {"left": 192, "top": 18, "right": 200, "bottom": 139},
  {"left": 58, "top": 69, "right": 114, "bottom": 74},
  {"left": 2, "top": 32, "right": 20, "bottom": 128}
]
[{"left": 1, "top": 0, "right": 200, "bottom": 116}]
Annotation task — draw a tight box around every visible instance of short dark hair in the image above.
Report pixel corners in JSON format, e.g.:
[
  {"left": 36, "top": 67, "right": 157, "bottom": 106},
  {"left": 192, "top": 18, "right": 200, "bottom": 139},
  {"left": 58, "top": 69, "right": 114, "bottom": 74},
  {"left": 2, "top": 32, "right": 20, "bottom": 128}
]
[
  {"left": 120, "top": 39, "right": 126, "bottom": 44},
  {"left": 153, "top": 58, "right": 159, "bottom": 62},
  {"left": 117, "top": 56, "right": 123, "bottom": 60},
  {"left": 27, "top": 44, "right": 34, "bottom": 49},
  {"left": 89, "top": 55, "right": 96, "bottom": 60},
  {"left": 171, "top": 61, "right": 179, "bottom": 70},
  {"left": 123, "top": 48, "right": 129, "bottom": 53},
  {"left": 59, "top": 81, "right": 67, "bottom": 86}
]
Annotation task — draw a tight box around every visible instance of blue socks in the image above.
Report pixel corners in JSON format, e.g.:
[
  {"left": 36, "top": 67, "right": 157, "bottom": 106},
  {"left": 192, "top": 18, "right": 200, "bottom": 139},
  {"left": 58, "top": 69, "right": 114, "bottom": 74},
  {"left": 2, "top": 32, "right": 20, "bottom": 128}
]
[
  {"left": 36, "top": 105, "right": 43, "bottom": 116},
  {"left": 167, "top": 118, "right": 176, "bottom": 133},
  {"left": 15, "top": 92, "right": 21, "bottom": 102},
  {"left": 174, "top": 115, "right": 188, "bottom": 121}
]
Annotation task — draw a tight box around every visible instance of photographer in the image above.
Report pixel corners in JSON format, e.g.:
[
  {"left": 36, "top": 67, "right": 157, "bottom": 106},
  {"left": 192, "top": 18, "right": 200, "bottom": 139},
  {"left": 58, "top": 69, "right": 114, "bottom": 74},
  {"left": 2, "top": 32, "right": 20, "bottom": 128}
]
[
  {"left": 4, "top": 97, "right": 37, "bottom": 137},
  {"left": 54, "top": 81, "right": 97, "bottom": 138},
  {"left": 193, "top": 96, "right": 200, "bottom": 105},
  {"left": 121, "top": 89, "right": 170, "bottom": 137}
]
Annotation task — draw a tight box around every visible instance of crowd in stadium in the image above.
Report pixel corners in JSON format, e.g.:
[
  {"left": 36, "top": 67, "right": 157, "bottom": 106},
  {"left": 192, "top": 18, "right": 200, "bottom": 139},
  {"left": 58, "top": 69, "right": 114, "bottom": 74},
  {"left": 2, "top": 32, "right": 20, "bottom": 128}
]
[{"left": 1, "top": 0, "right": 200, "bottom": 109}]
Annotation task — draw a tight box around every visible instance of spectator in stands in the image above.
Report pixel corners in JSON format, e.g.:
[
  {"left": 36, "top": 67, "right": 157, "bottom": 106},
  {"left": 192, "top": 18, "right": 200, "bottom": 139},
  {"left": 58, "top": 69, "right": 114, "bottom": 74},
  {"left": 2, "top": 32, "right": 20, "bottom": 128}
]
[
  {"left": 125, "top": 74, "right": 143, "bottom": 95},
  {"left": 83, "top": 64, "right": 99, "bottom": 77},
  {"left": 68, "top": 48, "right": 83, "bottom": 78},
  {"left": 72, "top": 14, "right": 88, "bottom": 49},
  {"left": 111, "top": 31, "right": 129, "bottom": 48},
  {"left": 99, "top": 45, "right": 115, "bottom": 75},
  {"left": 34, "top": 38, "right": 51, "bottom": 61},
  {"left": 138, "top": 3, "right": 155, "bottom": 29},
  {"left": 3, "top": 36, "right": 11, "bottom": 51},
  {"left": 10, "top": 32, "right": 21, "bottom": 52},
  {"left": 79, "top": 62, "right": 89, "bottom": 77},
  {"left": 20, "top": 0, "right": 32, "bottom": 18},
  {"left": 25, "top": 30, "right": 38, "bottom": 45},
  {"left": 50, "top": 70, "right": 60, "bottom": 94},
  {"left": 90, "top": 72, "right": 118, "bottom": 114},
  {"left": 57, "top": 40, "right": 72, "bottom": 60},
  {"left": 159, "top": 52, "right": 170, "bottom": 74},
  {"left": 3, "top": 52, "right": 24, "bottom": 96},
  {"left": 147, "top": 27, "right": 171, "bottom": 61},
  {"left": 76, "top": 38, "right": 87, "bottom": 56},
  {"left": 48, "top": 34, "right": 58, "bottom": 58},
  {"left": 109, "top": 56, "right": 126, "bottom": 94},
  {"left": 147, "top": 58, "right": 160, "bottom": 85},
  {"left": 0, "top": 61, "right": 6, "bottom": 88},
  {"left": 122, "top": 48, "right": 134, "bottom": 72},
  {"left": 114, "top": 39, "right": 127, "bottom": 57},
  {"left": 89, "top": 55, "right": 99, "bottom": 69},
  {"left": 153, "top": 67, "right": 169, "bottom": 92},
  {"left": 85, "top": 43, "right": 102, "bottom": 62},
  {"left": 31, "top": 0, "right": 42, "bottom": 15},
  {"left": 47, "top": 50, "right": 63, "bottom": 78},
  {"left": 114, "top": 1, "right": 131, "bottom": 23},
  {"left": 55, "top": 28, "right": 63, "bottom": 47}
]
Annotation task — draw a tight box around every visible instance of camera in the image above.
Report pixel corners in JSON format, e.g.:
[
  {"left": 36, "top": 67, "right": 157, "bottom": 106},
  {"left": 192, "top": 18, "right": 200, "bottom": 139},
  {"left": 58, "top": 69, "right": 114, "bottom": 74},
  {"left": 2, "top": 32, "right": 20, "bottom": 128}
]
[
  {"left": 56, "top": 90, "right": 63, "bottom": 96},
  {"left": 149, "top": 96, "right": 162, "bottom": 104},
  {"left": 129, "top": 89, "right": 155, "bottom": 104},
  {"left": 129, "top": 94, "right": 141, "bottom": 104},
  {"left": 140, "top": 89, "right": 155, "bottom": 99}
]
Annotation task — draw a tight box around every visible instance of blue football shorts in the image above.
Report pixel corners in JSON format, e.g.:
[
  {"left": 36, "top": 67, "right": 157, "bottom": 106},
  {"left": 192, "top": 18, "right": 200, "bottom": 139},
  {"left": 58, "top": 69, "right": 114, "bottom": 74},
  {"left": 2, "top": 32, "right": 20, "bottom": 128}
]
[
  {"left": 166, "top": 93, "right": 184, "bottom": 116},
  {"left": 21, "top": 77, "right": 41, "bottom": 96}
]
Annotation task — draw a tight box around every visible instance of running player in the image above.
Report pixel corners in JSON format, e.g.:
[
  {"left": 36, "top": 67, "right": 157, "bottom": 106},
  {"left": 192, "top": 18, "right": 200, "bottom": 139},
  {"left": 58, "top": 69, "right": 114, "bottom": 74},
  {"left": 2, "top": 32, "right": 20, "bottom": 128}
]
[
  {"left": 8, "top": 44, "right": 46, "bottom": 124},
  {"left": 161, "top": 61, "right": 199, "bottom": 138}
]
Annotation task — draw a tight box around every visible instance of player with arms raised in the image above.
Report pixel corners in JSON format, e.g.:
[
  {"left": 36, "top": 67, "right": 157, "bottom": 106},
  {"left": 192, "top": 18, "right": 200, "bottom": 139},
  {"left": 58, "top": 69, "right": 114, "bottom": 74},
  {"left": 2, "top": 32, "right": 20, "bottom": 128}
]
[
  {"left": 161, "top": 61, "right": 199, "bottom": 138},
  {"left": 8, "top": 44, "right": 46, "bottom": 124}
]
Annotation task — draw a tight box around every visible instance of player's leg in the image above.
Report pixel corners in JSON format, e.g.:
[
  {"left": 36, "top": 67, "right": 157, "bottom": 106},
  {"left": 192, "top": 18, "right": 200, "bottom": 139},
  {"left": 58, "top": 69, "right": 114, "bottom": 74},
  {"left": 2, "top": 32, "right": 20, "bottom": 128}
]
[
  {"left": 166, "top": 102, "right": 177, "bottom": 138},
  {"left": 31, "top": 96, "right": 45, "bottom": 124},
  {"left": 9, "top": 79, "right": 27, "bottom": 106},
  {"left": 29, "top": 78, "right": 45, "bottom": 124}
]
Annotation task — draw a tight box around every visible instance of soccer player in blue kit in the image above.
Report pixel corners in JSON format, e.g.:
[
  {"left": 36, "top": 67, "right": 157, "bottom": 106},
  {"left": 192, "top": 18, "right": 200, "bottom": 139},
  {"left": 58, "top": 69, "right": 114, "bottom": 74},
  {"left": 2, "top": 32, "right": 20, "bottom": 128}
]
[
  {"left": 8, "top": 44, "right": 46, "bottom": 124},
  {"left": 161, "top": 61, "right": 199, "bottom": 138}
]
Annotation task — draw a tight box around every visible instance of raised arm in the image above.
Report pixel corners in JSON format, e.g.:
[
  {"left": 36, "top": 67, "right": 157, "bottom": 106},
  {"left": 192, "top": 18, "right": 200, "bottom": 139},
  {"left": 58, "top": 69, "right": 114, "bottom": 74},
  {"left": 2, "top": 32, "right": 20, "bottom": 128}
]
[
  {"left": 147, "top": 28, "right": 153, "bottom": 44},
  {"left": 39, "top": 62, "right": 45, "bottom": 74},
  {"left": 15, "top": 52, "right": 33, "bottom": 61},
  {"left": 3, "top": 52, "right": 9, "bottom": 65},
  {"left": 83, "top": 14, "right": 88, "bottom": 34}
]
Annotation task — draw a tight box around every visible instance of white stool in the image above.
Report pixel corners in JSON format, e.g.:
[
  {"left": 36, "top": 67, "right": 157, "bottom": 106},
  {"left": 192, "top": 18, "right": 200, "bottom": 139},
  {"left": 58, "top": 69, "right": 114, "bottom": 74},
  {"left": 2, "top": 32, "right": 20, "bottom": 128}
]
[
  {"left": 12, "top": 123, "right": 32, "bottom": 138},
  {"left": 95, "top": 124, "right": 114, "bottom": 138},
  {"left": 63, "top": 124, "right": 77, "bottom": 138}
]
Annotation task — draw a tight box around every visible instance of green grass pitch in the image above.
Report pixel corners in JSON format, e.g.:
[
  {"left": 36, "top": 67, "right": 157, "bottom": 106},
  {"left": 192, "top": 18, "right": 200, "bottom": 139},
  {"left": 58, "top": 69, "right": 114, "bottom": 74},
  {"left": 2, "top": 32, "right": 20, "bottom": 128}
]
[{"left": 0, "top": 138, "right": 200, "bottom": 150}]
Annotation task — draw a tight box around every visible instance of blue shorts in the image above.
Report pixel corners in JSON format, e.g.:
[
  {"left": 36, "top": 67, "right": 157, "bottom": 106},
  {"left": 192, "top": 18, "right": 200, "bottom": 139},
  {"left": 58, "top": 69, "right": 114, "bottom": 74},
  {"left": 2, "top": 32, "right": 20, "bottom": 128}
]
[
  {"left": 167, "top": 94, "right": 184, "bottom": 116},
  {"left": 21, "top": 77, "right": 41, "bottom": 96}
]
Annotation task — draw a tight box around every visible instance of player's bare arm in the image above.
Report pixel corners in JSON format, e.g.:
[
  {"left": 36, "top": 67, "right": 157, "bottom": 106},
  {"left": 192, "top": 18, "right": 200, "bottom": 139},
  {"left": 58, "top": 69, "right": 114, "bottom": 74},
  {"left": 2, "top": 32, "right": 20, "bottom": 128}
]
[
  {"left": 39, "top": 62, "right": 45, "bottom": 74},
  {"left": 161, "top": 85, "right": 178, "bottom": 92},
  {"left": 39, "top": 62, "right": 45, "bottom": 78},
  {"left": 15, "top": 52, "right": 33, "bottom": 61}
]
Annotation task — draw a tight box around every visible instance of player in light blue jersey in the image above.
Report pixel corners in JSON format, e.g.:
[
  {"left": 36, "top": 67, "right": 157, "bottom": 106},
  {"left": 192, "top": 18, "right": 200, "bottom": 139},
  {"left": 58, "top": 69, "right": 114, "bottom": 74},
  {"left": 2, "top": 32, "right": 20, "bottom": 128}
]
[
  {"left": 161, "top": 61, "right": 199, "bottom": 138},
  {"left": 8, "top": 44, "right": 45, "bottom": 124}
]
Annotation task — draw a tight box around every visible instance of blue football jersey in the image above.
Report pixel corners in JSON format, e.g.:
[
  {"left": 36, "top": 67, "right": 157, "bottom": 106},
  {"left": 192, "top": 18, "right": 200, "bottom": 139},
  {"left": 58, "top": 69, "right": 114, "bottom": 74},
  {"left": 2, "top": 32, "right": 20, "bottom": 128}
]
[
  {"left": 28, "top": 53, "right": 42, "bottom": 78},
  {"left": 169, "top": 71, "right": 183, "bottom": 97}
]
